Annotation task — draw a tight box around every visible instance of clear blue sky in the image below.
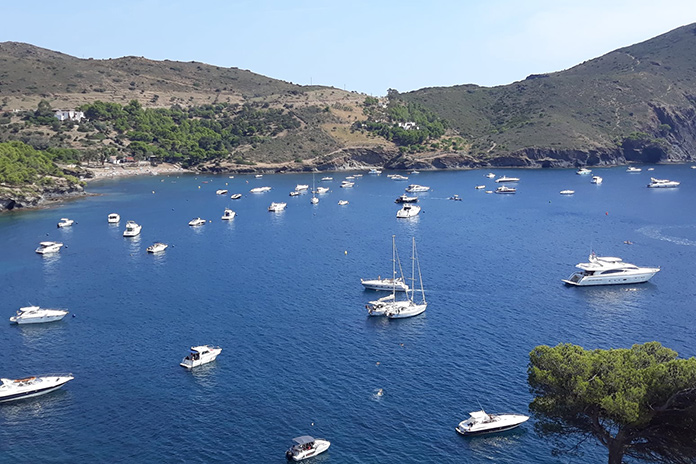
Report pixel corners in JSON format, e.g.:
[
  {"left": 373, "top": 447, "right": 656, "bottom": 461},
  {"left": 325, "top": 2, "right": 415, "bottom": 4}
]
[{"left": 3, "top": 0, "right": 696, "bottom": 96}]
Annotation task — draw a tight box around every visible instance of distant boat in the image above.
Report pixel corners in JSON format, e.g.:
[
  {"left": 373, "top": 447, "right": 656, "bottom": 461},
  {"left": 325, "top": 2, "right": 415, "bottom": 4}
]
[
  {"left": 146, "top": 242, "right": 168, "bottom": 253},
  {"left": 123, "top": 221, "right": 142, "bottom": 237},
  {"left": 456, "top": 410, "right": 529, "bottom": 436},
  {"left": 449, "top": 194, "right": 463, "bottom": 201},
  {"left": 627, "top": 166, "right": 642, "bottom": 173},
  {"left": 57, "top": 218, "right": 74, "bottom": 228},
  {"left": 295, "top": 184, "right": 309, "bottom": 191},
  {"left": 340, "top": 181, "right": 354, "bottom": 188},
  {"left": 250, "top": 186, "right": 272, "bottom": 193},
  {"left": 591, "top": 176, "right": 603, "bottom": 184},
  {"left": 321, "top": 177, "right": 333, "bottom": 181},
  {"left": 576, "top": 168, "right": 591, "bottom": 175},
  {"left": 230, "top": 193, "right": 242, "bottom": 199},
  {"left": 9, "top": 305, "right": 69, "bottom": 324},
  {"left": 475, "top": 185, "right": 485, "bottom": 189},
  {"left": 285, "top": 436, "right": 331, "bottom": 462},
  {"left": 255, "top": 174, "right": 263, "bottom": 178},
  {"left": 560, "top": 190, "right": 575, "bottom": 195},
  {"left": 289, "top": 191, "right": 301, "bottom": 197},
  {"left": 396, "top": 204, "right": 421, "bottom": 218},
  {"left": 368, "top": 168, "right": 382, "bottom": 174},
  {"left": 338, "top": 200, "right": 349, "bottom": 206},
  {"left": 268, "top": 202, "right": 287, "bottom": 212},
  {"left": 410, "top": 170, "right": 420, "bottom": 174},
  {"left": 180, "top": 345, "right": 221, "bottom": 369},
  {"left": 647, "top": 177, "right": 680, "bottom": 188},
  {"left": 495, "top": 186, "right": 516, "bottom": 194},
  {"left": 391, "top": 174, "right": 409, "bottom": 181},
  {"left": 188, "top": 218, "right": 206, "bottom": 226},
  {"left": 486, "top": 173, "right": 496, "bottom": 178},
  {"left": 315, "top": 187, "right": 329, "bottom": 194},
  {"left": 221, "top": 208, "right": 236, "bottom": 220},
  {"left": 215, "top": 189, "right": 228, "bottom": 195},
  {"left": 0, "top": 374, "right": 74, "bottom": 403},
  {"left": 35, "top": 241, "right": 63, "bottom": 254},
  {"left": 107, "top": 213, "right": 120, "bottom": 223},
  {"left": 495, "top": 176, "right": 519, "bottom": 183},
  {"left": 405, "top": 184, "right": 430, "bottom": 193},
  {"left": 395, "top": 194, "right": 418, "bottom": 204}
]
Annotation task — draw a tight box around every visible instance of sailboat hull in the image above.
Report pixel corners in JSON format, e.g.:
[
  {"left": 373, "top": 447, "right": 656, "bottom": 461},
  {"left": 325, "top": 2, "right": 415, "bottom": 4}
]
[{"left": 387, "top": 303, "right": 427, "bottom": 319}]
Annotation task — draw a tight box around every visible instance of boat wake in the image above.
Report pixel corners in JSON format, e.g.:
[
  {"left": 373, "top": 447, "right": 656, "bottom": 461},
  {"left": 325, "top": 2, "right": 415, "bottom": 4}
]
[{"left": 637, "top": 225, "right": 696, "bottom": 247}]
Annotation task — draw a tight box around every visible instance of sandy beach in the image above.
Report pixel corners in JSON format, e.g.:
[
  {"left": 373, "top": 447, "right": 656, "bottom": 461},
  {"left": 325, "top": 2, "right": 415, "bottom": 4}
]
[{"left": 83, "top": 162, "right": 191, "bottom": 181}]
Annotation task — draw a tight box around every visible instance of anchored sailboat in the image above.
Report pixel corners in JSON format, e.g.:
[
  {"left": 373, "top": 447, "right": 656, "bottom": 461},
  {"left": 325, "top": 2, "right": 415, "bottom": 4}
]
[{"left": 386, "top": 237, "right": 427, "bottom": 319}]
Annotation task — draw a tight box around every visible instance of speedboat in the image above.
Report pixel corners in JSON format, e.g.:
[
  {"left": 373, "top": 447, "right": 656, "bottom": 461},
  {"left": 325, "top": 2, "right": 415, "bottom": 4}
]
[
  {"left": 495, "top": 176, "right": 520, "bottom": 183},
  {"left": 395, "top": 194, "right": 418, "bottom": 204},
  {"left": 35, "top": 241, "right": 63, "bottom": 254},
  {"left": 591, "top": 176, "right": 603, "bottom": 184},
  {"left": 146, "top": 242, "right": 168, "bottom": 253},
  {"left": 562, "top": 252, "right": 660, "bottom": 286},
  {"left": 107, "top": 213, "right": 120, "bottom": 223},
  {"left": 405, "top": 184, "right": 430, "bottom": 193},
  {"left": 338, "top": 200, "right": 349, "bottom": 206},
  {"left": 250, "top": 186, "right": 272, "bottom": 193},
  {"left": 396, "top": 204, "right": 421, "bottom": 218},
  {"left": 123, "top": 221, "right": 142, "bottom": 237},
  {"left": 315, "top": 186, "right": 329, "bottom": 194},
  {"left": 230, "top": 193, "right": 242, "bottom": 199},
  {"left": 310, "top": 196, "right": 319, "bottom": 204},
  {"left": 474, "top": 185, "right": 485, "bottom": 189},
  {"left": 361, "top": 277, "right": 409, "bottom": 292},
  {"left": 560, "top": 190, "right": 575, "bottom": 195},
  {"left": 627, "top": 166, "right": 642, "bottom": 172},
  {"left": 368, "top": 168, "right": 382, "bottom": 174},
  {"left": 180, "top": 345, "right": 222, "bottom": 369},
  {"left": 285, "top": 436, "right": 330, "bottom": 461},
  {"left": 456, "top": 410, "right": 529, "bottom": 436},
  {"left": 215, "top": 189, "right": 228, "bottom": 195},
  {"left": 340, "top": 181, "right": 354, "bottom": 188},
  {"left": 495, "top": 186, "right": 516, "bottom": 194},
  {"left": 410, "top": 170, "right": 420, "bottom": 174},
  {"left": 222, "top": 208, "right": 236, "bottom": 220},
  {"left": 268, "top": 202, "right": 287, "bottom": 212},
  {"left": 449, "top": 194, "right": 463, "bottom": 201},
  {"left": 9, "top": 306, "right": 69, "bottom": 324},
  {"left": 255, "top": 174, "right": 263, "bottom": 178},
  {"left": 188, "top": 217, "right": 206, "bottom": 226},
  {"left": 391, "top": 174, "right": 409, "bottom": 181},
  {"left": 576, "top": 168, "right": 592, "bottom": 175},
  {"left": 295, "top": 184, "right": 309, "bottom": 191},
  {"left": 321, "top": 177, "right": 333, "bottom": 181},
  {"left": 0, "top": 374, "right": 74, "bottom": 403},
  {"left": 345, "top": 176, "right": 356, "bottom": 181},
  {"left": 289, "top": 191, "right": 301, "bottom": 197},
  {"left": 486, "top": 173, "right": 496, "bottom": 178},
  {"left": 57, "top": 218, "right": 74, "bottom": 228},
  {"left": 647, "top": 177, "right": 680, "bottom": 188}
]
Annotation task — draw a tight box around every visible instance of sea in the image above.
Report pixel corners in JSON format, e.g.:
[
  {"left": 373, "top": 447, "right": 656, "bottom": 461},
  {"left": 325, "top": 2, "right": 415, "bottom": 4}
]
[{"left": 1, "top": 165, "right": 695, "bottom": 463}]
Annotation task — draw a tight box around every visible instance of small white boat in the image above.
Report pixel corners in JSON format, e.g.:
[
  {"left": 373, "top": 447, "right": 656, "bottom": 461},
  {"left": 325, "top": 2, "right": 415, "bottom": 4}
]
[
  {"left": 591, "top": 176, "right": 603, "bottom": 184},
  {"left": 562, "top": 252, "right": 660, "bottom": 286},
  {"left": 361, "top": 277, "right": 409, "bottom": 292},
  {"left": 57, "top": 218, "right": 74, "bottom": 228},
  {"left": 9, "top": 306, "right": 69, "bottom": 324},
  {"left": 475, "top": 185, "right": 485, "bottom": 189},
  {"left": 396, "top": 204, "right": 421, "bottom": 218},
  {"left": 576, "top": 168, "right": 592, "bottom": 175},
  {"left": 230, "top": 193, "right": 242, "bottom": 199},
  {"left": 188, "top": 217, "right": 206, "bottom": 226},
  {"left": 410, "top": 170, "right": 420, "bottom": 174},
  {"left": 289, "top": 191, "right": 301, "bottom": 197},
  {"left": 560, "top": 190, "right": 575, "bottom": 195},
  {"left": 395, "top": 194, "right": 418, "bottom": 204},
  {"left": 338, "top": 200, "right": 349, "bottom": 206},
  {"left": 180, "top": 345, "right": 222, "bottom": 369},
  {"left": 146, "top": 242, "right": 168, "bottom": 253},
  {"left": 486, "top": 173, "right": 496, "bottom": 178},
  {"left": 221, "top": 208, "right": 236, "bottom": 220},
  {"left": 123, "top": 221, "right": 142, "bottom": 237},
  {"left": 0, "top": 374, "right": 74, "bottom": 403},
  {"left": 368, "top": 168, "right": 382, "bottom": 174},
  {"left": 647, "top": 167, "right": 655, "bottom": 171},
  {"left": 391, "top": 174, "right": 409, "bottom": 181},
  {"left": 345, "top": 176, "right": 356, "bottom": 180},
  {"left": 285, "top": 436, "right": 331, "bottom": 461},
  {"left": 310, "top": 196, "right": 319, "bottom": 204},
  {"left": 405, "top": 184, "right": 430, "bottom": 193},
  {"left": 107, "top": 213, "right": 120, "bottom": 223},
  {"left": 340, "top": 181, "right": 354, "bottom": 188},
  {"left": 315, "top": 186, "right": 329, "bottom": 194},
  {"left": 250, "top": 186, "right": 272, "bottom": 193},
  {"left": 35, "top": 241, "right": 63, "bottom": 254},
  {"left": 627, "top": 166, "right": 642, "bottom": 172},
  {"left": 215, "top": 189, "right": 228, "bottom": 195},
  {"left": 295, "top": 184, "right": 309, "bottom": 191},
  {"left": 268, "top": 202, "right": 287, "bottom": 212},
  {"left": 456, "top": 410, "right": 529, "bottom": 436},
  {"left": 354, "top": 174, "right": 363, "bottom": 178},
  {"left": 495, "top": 186, "right": 516, "bottom": 194},
  {"left": 449, "top": 195, "right": 463, "bottom": 201},
  {"left": 255, "top": 174, "right": 263, "bottom": 178},
  {"left": 647, "top": 177, "right": 680, "bottom": 188},
  {"left": 321, "top": 177, "right": 333, "bottom": 181},
  {"left": 495, "top": 176, "right": 520, "bottom": 183}
]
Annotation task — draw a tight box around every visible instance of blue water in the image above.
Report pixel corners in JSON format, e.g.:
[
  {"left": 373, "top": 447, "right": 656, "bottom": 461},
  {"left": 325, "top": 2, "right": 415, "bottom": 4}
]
[{"left": 1, "top": 166, "right": 695, "bottom": 463}]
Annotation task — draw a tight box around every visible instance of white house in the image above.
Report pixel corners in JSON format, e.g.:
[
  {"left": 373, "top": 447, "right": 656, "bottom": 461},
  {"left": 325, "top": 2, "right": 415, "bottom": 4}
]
[
  {"left": 398, "top": 121, "right": 419, "bottom": 130},
  {"left": 54, "top": 110, "right": 85, "bottom": 122}
]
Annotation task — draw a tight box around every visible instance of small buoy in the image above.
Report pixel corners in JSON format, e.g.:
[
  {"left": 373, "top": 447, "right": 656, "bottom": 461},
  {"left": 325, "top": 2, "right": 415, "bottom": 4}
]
[
  {"left": 400, "top": 343, "right": 404, "bottom": 347},
  {"left": 376, "top": 361, "right": 380, "bottom": 366},
  {"left": 344, "top": 250, "right": 348, "bottom": 255},
  {"left": 377, "top": 389, "right": 384, "bottom": 396},
  {"left": 152, "top": 191, "right": 155, "bottom": 194},
  {"left": 72, "top": 314, "right": 76, "bottom": 318},
  {"left": 605, "top": 211, "right": 609, "bottom": 215},
  {"left": 198, "top": 186, "right": 201, "bottom": 189},
  {"left": 311, "top": 422, "right": 314, "bottom": 426}
]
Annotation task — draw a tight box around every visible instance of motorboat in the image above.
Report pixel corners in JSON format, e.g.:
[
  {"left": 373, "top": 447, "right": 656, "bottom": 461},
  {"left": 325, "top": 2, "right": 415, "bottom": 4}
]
[
  {"left": 230, "top": 193, "right": 242, "bottom": 199},
  {"left": 255, "top": 174, "right": 263, "bottom": 178},
  {"left": 405, "top": 184, "right": 430, "bottom": 193},
  {"left": 474, "top": 185, "right": 485, "bottom": 189},
  {"left": 315, "top": 186, "right": 329, "bottom": 194},
  {"left": 188, "top": 217, "right": 206, "bottom": 226},
  {"left": 340, "top": 181, "right": 354, "bottom": 188},
  {"left": 486, "top": 173, "right": 496, "bottom": 178},
  {"left": 456, "top": 410, "right": 529, "bottom": 436},
  {"left": 576, "top": 168, "right": 592, "bottom": 175},
  {"left": 449, "top": 195, "right": 463, "bottom": 201},
  {"left": 310, "top": 196, "right": 319, "bottom": 204},
  {"left": 495, "top": 186, "right": 516, "bottom": 194},
  {"left": 250, "top": 186, "right": 272, "bottom": 193},
  {"left": 627, "top": 166, "right": 642, "bottom": 172},
  {"left": 57, "top": 218, "right": 74, "bottom": 228},
  {"left": 386, "top": 238, "right": 427, "bottom": 319},
  {"left": 0, "top": 374, "right": 74, "bottom": 403},
  {"left": 123, "top": 221, "right": 142, "bottom": 237},
  {"left": 591, "top": 176, "right": 603, "bottom": 184},
  {"left": 362, "top": 276, "right": 409, "bottom": 292},
  {"left": 146, "top": 242, "right": 168, "bottom": 253},
  {"left": 353, "top": 174, "right": 363, "bottom": 177},
  {"left": 395, "top": 194, "right": 418, "bottom": 204},
  {"left": 562, "top": 252, "right": 660, "bottom": 286},
  {"left": 391, "top": 174, "right": 409, "bottom": 181},
  {"left": 368, "top": 168, "right": 382, "bottom": 174},
  {"left": 35, "top": 241, "right": 63, "bottom": 254},
  {"left": 560, "top": 190, "right": 575, "bottom": 195},
  {"left": 396, "top": 204, "right": 421, "bottom": 218},
  {"left": 410, "top": 170, "right": 420, "bottom": 174},
  {"left": 338, "top": 200, "right": 349, "bottom": 206},
  {"left": 647, "top": 178, "right": 680, "bottom": 188},
  {"left": 495, "top": 176, "right": 520, "bottom": 183},
  {"left": 215, "top": 189, "right": 228, "bottom": 195},
  {"left": 289, "top": 191, "right": 301, "bottom": 197},
  {"left": 295, "top": 184, "right": 309, "bottom": 191},
  {"left": 9, "top": 306, "right": 69, "bottom": 324},
  {"left": 221, "top": 208, "right": 236, "bottom": 220},
  {"left": 180, "top": 345, "right": 222, "bottom": 369},
  {"left": 321, "top": 177, "right": 333, "bottom": 181},
  {"left": 107, "top": 213, "right": 120, "bottom": 223},
  {"left": 285, "top": 436, "right": 330, "bottom": 461},
  {"left": 345, "top": 176, "right": 356, "bottom": 180},
  {"left": 268, "top": 202, "right": 287, "bottom": 212}
]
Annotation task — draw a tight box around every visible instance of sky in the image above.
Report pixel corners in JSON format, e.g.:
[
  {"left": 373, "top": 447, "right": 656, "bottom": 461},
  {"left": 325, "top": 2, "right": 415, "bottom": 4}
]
[{"left": 3, "top": 0, "right": 696, "bottom": 96}]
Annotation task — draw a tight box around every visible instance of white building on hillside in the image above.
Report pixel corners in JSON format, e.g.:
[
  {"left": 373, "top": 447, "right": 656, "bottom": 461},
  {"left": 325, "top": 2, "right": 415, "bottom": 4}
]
[{"left": 54, "top": 110, "right": 85, "bottom": 122}]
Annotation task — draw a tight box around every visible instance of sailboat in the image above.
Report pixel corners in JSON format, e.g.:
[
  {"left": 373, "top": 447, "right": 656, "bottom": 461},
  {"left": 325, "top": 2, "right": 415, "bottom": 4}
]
[
  {"left": 366, "top": 236, "right": 410, "bottom": 316},
  {"left": 386, "top": 237, "right": 427, "bottom": 319},
  {"left": 311, "top": 173, "right": 319, "bottom": 204}
]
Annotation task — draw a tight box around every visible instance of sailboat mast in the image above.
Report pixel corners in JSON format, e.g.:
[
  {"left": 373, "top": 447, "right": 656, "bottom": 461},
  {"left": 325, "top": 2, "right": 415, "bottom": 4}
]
[
  {"left": 392, "top": 235, "right": 397, "bottom": 299},
  {"left": 415, "top": 239, "right": 426, "bottom": 304},
  {"left": 410, "top": 237, "right": 416, "bottom": 303}
]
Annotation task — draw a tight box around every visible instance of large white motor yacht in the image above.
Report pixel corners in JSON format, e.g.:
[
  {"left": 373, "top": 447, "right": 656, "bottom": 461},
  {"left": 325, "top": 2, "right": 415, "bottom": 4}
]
[
  {"left": 495, "top": 186, "right": 516, "bottom": 194},
  {"left": 647, "top": 177, "right": 680, "bottom": 188},
  {"left": 146, "top": 242, "right": 168, "bottom": 253},
  {"left": 285, "top": 436, "right": 331, "bottom": 461},
  {"left": 405, "top": 184, "right": 430, "bottom": 193},
  {"left": 495, "top": 176, "right": 520, "bottom": 183},
  {"left": 627, "top": 166, "right": 642, "bottom": 172},
  {"left": 250, "top": 186, "right": 272, "bottom": 193},
  {"left": 57, "top": 218, "right": 74, "bottom": 228},
  {"left": 35, "top": 241, "right": 63, "bottom": 254},
  {"left": 188, "top": 217, "right": 206, "bottom": 226},
  {"left": 562, "top": 253, "right": 660, "bottom": 286},
  {"left": 576, "top": 168, "right": 592, "bottom": 175},
  {"left": 123, "top": 221, "right": 142, "bottom": 237},
  {"left": 390, "top": 174, "right": 409, "bottom": 181},
  {"left": 361, "top": 277, "right": 409, "bottom": 292},
  {"left": 591, "top": 176, "right": 603, "bottom": 184},
  {"left": 456, "top": 410, "right": 529, "bottom": 436},
  {"left": 396, "top": 204, "right": 421, "bottom": 218},
  {"left": 0, "top": 374, "right": 74, "bottom": 403},
  {"left": 268, "top": 202, "right": 287, "bottom": 212},
  {"left": 222, "top": 208, "right": 236, "bottom": 220},
  {"left": 180, "top": 345, "right": 222, "bottom": 369},
  {"left": 9, "top": 306, "right": 69, "bottom": 324},
  {"left": 107, "top": 213, "right": 120, "bottom": 223}
]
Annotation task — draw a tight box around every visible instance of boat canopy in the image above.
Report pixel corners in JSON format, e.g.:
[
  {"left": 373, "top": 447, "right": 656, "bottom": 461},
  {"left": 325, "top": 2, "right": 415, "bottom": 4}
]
[
  {"left": 469, "top": 410, "right": 490, "bottom": 421},
  {"left": 292, "top": 436, "right": 315, "bottom": 445}
]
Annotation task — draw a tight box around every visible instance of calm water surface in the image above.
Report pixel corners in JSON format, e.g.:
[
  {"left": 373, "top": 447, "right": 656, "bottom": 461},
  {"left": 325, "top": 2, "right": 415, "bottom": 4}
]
[{"left": 1, "top": 166, "right": 695, "bottom": 463}]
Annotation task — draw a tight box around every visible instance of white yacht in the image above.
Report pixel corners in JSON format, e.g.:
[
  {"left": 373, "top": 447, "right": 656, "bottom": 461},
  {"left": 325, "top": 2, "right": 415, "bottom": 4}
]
[
  {"left": 560, "top": 190, "right": 575, "bottom": 195},
  {"left": 647, "top": 178, "right": 680, "bottom": 188},
  {"left": 495, "top": 176, "right": 520, "bottom": 183},
  {"left": 562, "top": 253, "right": 660, "bottom": 286},
  {"left": 285, "top": 436, "right": 331, "bottom": 461},
  {"left": 345, "top": 176, "right": 356, "bottom": 180},
  {"left": 289, "top": 191, "right": 301, "bottom": 197},
  {"left": 215, "top": 189, "right": 228, "bottom": 195},
  {"left": 338, "top": 200, "right": 349, "bottom": 206},
  {"left": 405, "top": 184, "right": 430, "bottom": 193},
  {"left": 362, "top": 276, "right": 409, "bottom": 292},
  {"left": 222, "top": 208, "right": 236, "bottom": 220},
  {"left": 315, "top": 186, "right": 329, "bottom": 194},
  {"left": 123, "top": 221, "right": 142, "bottom": 237},
  {"left": 35, "top": 241, "right": 63, "bottom": 254},
  {"left": 410, "top": 170, "right": 420, "bottom": 174},
  {"left": 396, "top": 204, "right": 421, "bottom": 218},
  {"left": 180, "top": 345, "right": 222, "bottom": 369},
  {"left": 230, "top": 193, "right": 242, "bottom": 200},
  {"left": 268, "top": 202, "right": 287, "bottom": 212},
  {"left": 591, "top": 176, "right": 603, "bottom": 184},
  {"left": 368, "top": 168, "right": 382, "bottom": 174},
  {"left": 9, "top": 306, "right": 69, "bottom": 324},
  {"left": 0, "top": 374, "right": 74, "bottom": 403},
  {"left": 295, "top": 184, "right": 309, "bottom": 191},
  {"left": 188, "top": 218, "right": 206, "bottom": 226},
  {"left": 321, "top": 177, "right": 333, "bottom": 181},
  {"left": 107, "top": 213, "right": 120, "bottom": 223},
  {"left": 310, "top": 196, "right": 319, "bottom": 204},
  {"left": 456, "top": 410, "right": 529, "bottom": 436},
  {"left": 386, "top": 238, "right": 427, "bottom": 319},
  {"left": 146, "top": 242, "right": 168, "bottom": 253},
  {"left": 250, "top": 186, "right": 272, "bottom": 193},
  {"left": 475, "top": 185, "right": 485, "bottom": 189},
  {"left": 627, "top": 166, "right": 642, "bottom": 172},
  {"left": 255, "top": 174, "right": 263, "bottom": 178},
  {"left": 391, "top": 174, "right": 409, "bottom": 181},
  {"left": 395, "top": 194, "right": 418, "bottom": 204},
  {"left": 340, "top": 181, "right": 354, "bottom": 188},
  {"left": 576, "top": 168, "right": 592, "bottom": 175},
  {"left": 495, "top": 186, "right": 516, "bottom": 194},
  {"left": 57, "top": 218, "right": 74, "bottom": 228},
  {"left": 486, "top": 173, "right": 496, "bottom": 178}
]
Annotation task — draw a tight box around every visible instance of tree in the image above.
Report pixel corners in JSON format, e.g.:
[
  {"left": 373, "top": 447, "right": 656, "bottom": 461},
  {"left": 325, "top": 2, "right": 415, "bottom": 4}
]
[{"left": 528, "top": 342, "right": 696, "bottom": 464}]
